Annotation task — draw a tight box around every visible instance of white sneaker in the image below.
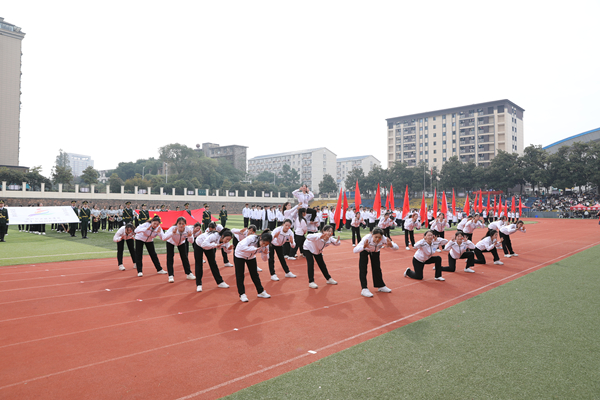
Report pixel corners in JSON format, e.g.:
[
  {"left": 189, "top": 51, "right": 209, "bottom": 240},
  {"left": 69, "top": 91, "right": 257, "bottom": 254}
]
[
  {"left": 168, "top": 276, "right": 174, "bottom": 283},
  {"left": 494, "top": 261, "right": 504, "bottom": 265},
  {"left": 297, "top": 253, "right": 304, "bottom": 258},
  {"left": 284, "top": 255, "right": 289, "bottom": 259},
  {"left": 287, "top": 257, "right": 296, "bottom": 261},
  {"left": 504, "top": 254, "right": 512, "bottom": 258},
  {"left": 196, "top": 285, "right": 202, "bottom": 292},
  {"left": 464, "top": 268, "right": 475, "bottom": 273},
  {"left": 361, "top": 288, "right": 374, "bottom": 297},
  {"left": 404, "top": 268, "right": 410, "bottom": 278},
  {"left": 433, "top": 265, "right": 436, "bottom": 270},
  {"left": 118, "top": 265, "right": 125, "bottom": 271},
  {"left": 256, "top": 267, "right": 263, "bottom": 272},
  {"left": 308, "top": 282, "right": 318, "bottom": 289},
  {"left": 137, "top": 272, "right": 143, "bottom": 277},
  {"left": 257, "top": 291, "right": 271, "bottom": 299},
  {"left": 240, "top": 294, "right": 249, "bottom": 302},
  {"left": 406, "top": 247, "right": 410, "bottom": 250},
  {"left": 217, "top": 282, "right": 230, "bottom": 288},
  {"left": 271, "top": 275, "right": 280, "bottom": 281},
  {"left": 285, "top": 272, "right": 297, "bottom": 278},
  {"left": 436, "top": 249, "right": 441, "bottom": 252},
  {"left": 434, "top": 277, "right": 445, "bottom": 281},
  {"left": 186, "top": 273, "right": 196, "bottom": 280},
  {"left": 378, "top": 286, "right": 392, "bottom": 293},
  {"left": 42, "top": 232, "right": 46, "bottom": 235},
  {"left": 224, "top": 262, "right": 233, "bottom": 267},
  {"left": 352, "top": 244, "right": 356, "bottom": 247},
  {"left": 326, "top": 278, "right": 338, "bottom": 285},
  {"left": 157, "top": 269, "right": 168, "bottom": 274},
  {"left": 203, "top": 259, "right": 206, "bottom": 263},
  {"left": 512, "top": 254, "right": 519, "bottom": 257}
]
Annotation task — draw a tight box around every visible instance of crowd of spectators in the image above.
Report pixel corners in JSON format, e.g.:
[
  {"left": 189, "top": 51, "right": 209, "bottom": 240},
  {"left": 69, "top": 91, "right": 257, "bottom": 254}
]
[{"left": 530, "top": 191, "right": 599, "bottom": 218}]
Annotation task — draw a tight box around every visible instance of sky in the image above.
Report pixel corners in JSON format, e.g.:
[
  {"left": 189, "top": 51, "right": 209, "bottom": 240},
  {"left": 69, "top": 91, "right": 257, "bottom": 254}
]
[{"left": 3, "top": 0, "right": 600, "bottom": 176}]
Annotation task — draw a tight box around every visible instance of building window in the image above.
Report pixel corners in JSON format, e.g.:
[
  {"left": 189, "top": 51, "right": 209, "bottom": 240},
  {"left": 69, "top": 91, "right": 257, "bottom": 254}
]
[
  {"left": 433, "top": 125, "right": 436, "bottom": 129},
  {"left": 425, "top": 126, "right": 428, "bottom": 130},
  {"left": 433, "top": 133, "right": 437, "bottom": 137},
  {"left": 452, "top": 113, "right": 456, "bottom": 117},
  {"left": 442, "top": 124, "right": 446, "bottom": 128},
  {"left": 442, "top": 115, "right": 446, "bottom": 120},
  {"left": 443, "top": 149, "right": 446, "bottom": 153},
  {"left": 433, "top": 117, "right": 436, "bottom": 121},
  {"left": 498, "top": 105, "right": 504, "bottom": 113},
  {"left": 433, "top": 141, "right": 437, "bottom": 145},
  {"left": 452, "top": 139, "right": 456, "bottom": 143},
  {"left": 420, "top": 151, "right": 423, "bottom": 155},
  {"left": 434, "top": 158, "right": 437, "bottom": 162},
  {"left": 420, "top": 127, "right": 423, "bottom": 131},
  {"left": 443, "top": 157, "right": 447, "bottom": 161},
  {"left": 425, "top": 118, "right": 428, "bottom": 121},
  {"left": 434, "top": 150, "right": 437, "bottom": 154}
]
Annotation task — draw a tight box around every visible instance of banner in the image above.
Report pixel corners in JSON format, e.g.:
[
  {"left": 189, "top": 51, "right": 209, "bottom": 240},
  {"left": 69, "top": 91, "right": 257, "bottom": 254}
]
[{"left": 6, "top": 206, "right": 80, "bottom": 225}]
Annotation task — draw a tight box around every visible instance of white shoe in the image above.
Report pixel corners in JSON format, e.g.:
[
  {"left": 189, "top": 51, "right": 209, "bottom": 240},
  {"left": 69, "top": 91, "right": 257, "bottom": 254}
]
[
  {"left": 464, "top": 268, "right": 475, "bottom": 273},
  {"left": 378, "top": 286, "right": 392, "bottom": 293},
  {"left": 217, "top": 282, "right": 230, "bottom": 288},
  {"left": 224, "top": 262, "right": 233, "bottom": 267},
  {"left": 297, "top": 253, "right": 304, "bottom": 258},
  {"left": 196, "top": 285, "right": 202, "bottom": 292},
  {"left": 504, "top": 254, "right": 512, "bottom": 258},
  {"left": 326, "top": 278, "right": 337, "bottom": 285},
  {"left": 203, "top": 260, "right": 206, "bottom": 263},
  {"left": 285, "top": 272, "right": 297, "bottom": 278},
  {"left": 494, "top": 261, "right": 504, "bottom": 265},
  {"left": 404, "top": 268, "right": 410, "bottom": 278},
  {"left": 157, "top": 269, "right": 168, "bottom": 274},
  {"left": 352, "top": 244, "right": 356, "bottom": 247},
  {"left": 240, "top": 294, "right": 249, "bottom": 302},
  {"left": 433, "top": 265, "right": 436, "bottom": 270},
  {"left": 406, "top": 247, "right": 410, "bottom": 250},
  {"left": 361, "top": 288, "right": 374, "bottom": 297},
  {"left": 137, "top": 272, "right": 143, "bottom": 277},
  {"left": 436, "top": 249, "right": 441, "bottom": 252},
  {"left": 256, "top": 267, "right": 263, "bottom": 272},
  {"left": 284, "top": 255, "right": 289, "bottom": 259},
  {"left": 42, "top": 232, "right": 46, "bottom": 235},
  {"left": 257, "top": 291, "right": 271, "bottom": 299},
  {"left": 168, "top": 276, "right": 174, "bottom": 283},
  {"left": 308, "top": 282, "right": 318, "bottom": 289},
  {"left": 287, "top": 257, "right": 296, "bottom": 261},
  {"left": 118, "top": 265, "right": 125, "bottom": 271},
  {"left": 512, "top": 254, "right": 518, "bottom": 257},
  {"left": 271, "top": 275, "right": 280, "bottom": 281},
  {"left": 434, "top": 277, "right": 445, "bottom": 281},
  {"left": 186, "top": 273, "right": 196, "bottom": 280}
]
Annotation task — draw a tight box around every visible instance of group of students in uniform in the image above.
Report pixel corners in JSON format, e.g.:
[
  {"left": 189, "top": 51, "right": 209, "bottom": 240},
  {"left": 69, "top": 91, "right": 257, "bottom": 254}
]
[{"left": 115, "top": 186, "right": 527, "bottom": 302}]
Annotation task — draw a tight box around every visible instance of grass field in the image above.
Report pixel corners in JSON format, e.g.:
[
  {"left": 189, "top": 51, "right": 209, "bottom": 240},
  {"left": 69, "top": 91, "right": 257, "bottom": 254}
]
[
  {"left": 0, "top": 216, "right": 536, "bottom": 267},
  {"left": 226, "top": 243, "right": 600, "bottom": 399}
]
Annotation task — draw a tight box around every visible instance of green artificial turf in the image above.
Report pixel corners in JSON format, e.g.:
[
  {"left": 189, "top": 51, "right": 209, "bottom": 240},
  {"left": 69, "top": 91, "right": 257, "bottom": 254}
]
[{"left": 226, "top": 244, "right": 600, "bottom": 400}]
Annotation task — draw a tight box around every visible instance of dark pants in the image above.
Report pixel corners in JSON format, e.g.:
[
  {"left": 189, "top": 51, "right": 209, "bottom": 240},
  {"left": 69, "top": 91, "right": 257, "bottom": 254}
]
[
  {"left": 407, "top": 256, "right": 442, "bottom": 280},
  {"left": 69, "top": 223, "right": 77, "bottom": 236},
  {"left": 194, "top": 243, "right": 223, "bottom": 286},
  {"left": 433, "top": 230, "right": 445, "bottom": 238},
  {"left": 101, "top": 218, "right": 107, "bottom": 230},
  {"left": 359, "top": 251, "right": 385, "bottom": 289},
  {"left": 117, "top": 239, "right": 136, "bottom": 266},
  {"left": 221, "top": 218, "right": 227, "bottom": 227},
  {"left": 351, "top": 226, "right": 362, "bottom": 245},
  {"left": 234, "top": 256, "right": 264, "bottom": 296},
  {"left": 441, "top": 252, "right": 475, "bottom": 272},
  {"left": 243, "top": 217, "right": 249, "bottom": 228},
  {"left": 383, "top": 227, "right": 391, "bottom": 238},
  {"left": 269, "top": 245, "right": 290, "bottom": 275},
  {"left": 220, "top": 248, "right": 230, "bottom": 264},
  {"left": 290, "top": 234, "right": 305, "bottom": 257},
  {"left": 81, "top": 220, "right": 89, "bottom": 238},
  {"left": 0, "top": 223, "right": 6, "bottom": 241},
  {"left": 268, "top": 221, "right": 276, "bottom": 231},
  {"left": 405, "top": 230, "right": 415, "bottom": 247},
  {"left": 166, "top": 242, "right": 192, "bottom": 277},
  {"left": 135, "top": 240, "right": 163, "bottom": 272},
  {"left": 305, "top": 251, "right": 331, "bottom": 283},
  {"left": 474, "top": 247, "right": 500, "bottom": 264},
  {"left": 499, "top": 232, "right": 514, "bottom": 255}
]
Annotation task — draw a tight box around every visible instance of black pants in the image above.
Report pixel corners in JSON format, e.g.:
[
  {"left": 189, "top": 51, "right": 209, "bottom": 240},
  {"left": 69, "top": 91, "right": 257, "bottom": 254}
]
[
  {"left": 407, "top": 256, "right": 442, "bottom": 280},
  {"left": 383, "top": 227, "right": 391, "bottom": 238},
  {"left": 0, "top": 223, "right": 6, "bottom": 241},
  {"left": 268, "top": 221, "right": 276, "bottom": 231},
  {"left": 166, "top": 242, "right": 192, "bottom": 277},
  {"left": 345, "top": 220, "right": 351, "bottom": 230},
  {"left": 117, "top": 239, "right": 136, "bottom": 266},
  {"left": 135, "top": 240, "right": 163, "bottom": 272},
  {"left": 351, "top": 226, "right": 362, "bottom": 245},
  {"left": 405, "top": 230, "right": 415, "bottom": 247},
  {"left": 441, "top": 252, "right": 474, "bottom": 272},
  {"left": 234, "top": 256, "right": 264, "bottom": 296},
  {"left": 101, "top": 218, "right": 107, "bottom": 230},
  {"left": 474, "top": 247, "right": 500, "bottom": 264},
  {"left": 194, "top": 243, "right": 223, "bottom": 286},
  {"left": 359, "top": 251, "right": 385, "bottom": 289},
  {"left": 221, "top": 218, "right": 227, "bottom": 227},
  {"left": 69, "top": 223, "right": 77, "bottom": 236},
  {"left": 305, "top": 252, "right": 331, "bottom": 283},
  {"left": 243, "top": 217, "right": 249, "bottom": 228},
  {"left": 81, "top": 220, "right": 89, "bottom": 238},
  {"left": 369, "top": 222, "right": 375, "bottom": 231},
  {"left": 499, "top": 232, "right": 514, "bottom": 255},
  {"left": 290, "top": 234, "right": 305, "bottom": 257},
  {"left": 269, "top": 245, "right": 290, "bottom": 275},
  {"left": 464, "top": 232, "right": 474, "bottom": 242},
  {"left": 433, "top": 230, "right": 445, "bottom": 238},
  {"left": 220, "top": 248, "right": 230, "bottom": 264}
]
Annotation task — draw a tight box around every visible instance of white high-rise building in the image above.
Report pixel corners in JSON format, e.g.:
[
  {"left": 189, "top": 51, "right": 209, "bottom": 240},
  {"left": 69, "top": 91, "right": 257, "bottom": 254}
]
[
  {"left": 67, "top": 153, "right": 94, "bottom": 177},
  {"left": 336, "top": 155, "right": 380, "bottom": 188}
]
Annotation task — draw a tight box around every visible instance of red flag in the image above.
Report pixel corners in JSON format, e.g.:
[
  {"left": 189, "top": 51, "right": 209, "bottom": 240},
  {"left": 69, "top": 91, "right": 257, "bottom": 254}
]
[
  {"left": 474, "top": 192, "right": 479, "bottom": 213},
  {"left": 190, "top": 208, "right": 219, "bottom": 225},
  {"left": 333, "top": 188, "right": 343, "bottom": 226},
  {"left": 402, "top": 185, "right": 410, "bottom": 218},
  {"left": 389, "top": 184, "right": 395, "bottom": 210},
  {"left": 463, "top": 193, "right": 470, "bottom": 215},
  {"left": 342, "top": 191, "right": 349, "bottom": 224},
  {"left": 385, "top": 188, "right": 390, "bottom": 210},
  {"left": 433, "top": 188, "right": 438, "bottom": 217},
  {"left": 493, "top": 196, "right": 497, "bottom": 215},
  {"left": 354, "top": 180, "right": 361, "bottom": 209},
  {"left": 478, "top": 190, "right": 483, "bottom": 213},
  {"left": 420, "top": 192, "right": 428, "bottom": 228},
  {"left": 451, "top": 189, "right": 456, "bottom": 216},
  {"left": 518, "top": 197, "right": 523, "bottom": 216},
  {"left": 511, "top": 196, "right": 516, "bottom": 214},
  {"left": 373, "top": 184, "right": 382, "bottom": 218},
  {"left": 504, "top": 200, "right": 508, "bottom": 217},
  {"left": 441, "top": 191, "right": 448, "bottom": 215},
  {"left": 486, "top": 191, "right": 491, "bottom": 214}
]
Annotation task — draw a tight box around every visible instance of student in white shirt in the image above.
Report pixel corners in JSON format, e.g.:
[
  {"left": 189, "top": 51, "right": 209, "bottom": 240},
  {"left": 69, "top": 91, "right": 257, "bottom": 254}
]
[
  {"left": 320, "top": 206, "right": 329, "bottom": 231},
  {"left": 113, "top": 223, "right": 136, "bottom": 271},
  {"left": 234, "top": 231, "right": 273, "bottom": 302},
  {"left": 293, "top": 185, "right": 317, "bottom": 221},
  {"left": 378, "top": 211, "right": 397, "bottom": 238},
  {"left": 462, "top": 214, "right": 485, "bottom": 242},
  {"left": 403, "top": 213, "right": 421, "bottom": 250},
  {"left": 488, "top": 216, "right": 507, "bottom": 232},
  {"left": 303, "top": 225, "right": 340, "bottom": 289},
  {"left": 404, "top": 230, "right": 449, "bottom": 281},
  {"left": 353, "top": 227, "right": 398, "bottom": 297},
  {"left": 269, "top": 219, "right": 297, "bottom": 280},
  {"left": 134, "top": 216, "right": 167, "bottom": 277},
  {"left": 162, "top": 217, "right": 195, "bottom": 282},
  {"left": 351, "top": 211, "right": 364, "bottom": 246},
  {"left": 290, "top": 208, "right": 308, "bottom": 259},
  {"left": 242, "top": 204, "right": 251, "bottom": 228},
  {"left": 276, "top": 206, "right": 284, "bottom": 227},
  {"left": 499, "top": 220, "right": 526, "bottom": 257},
  {"left": 430, "top": 212, "right": 449, "bottom": 239},
  {"left": 441, "top": 232, "right": 476, "bottom": 273},
  {"left": 267, "top": 206, "right": 277, "bottom": 231},
  {"left": 195, "top": 228, "right": 233, "bottom": 292},
  {"left": 345, "top": 208, "right": 354, "bottom": 230},
  {"left": 231, "top": 225, "right": 256, "bottom": 249},
  {"left": 368, "top": 208, "right": 377, "bottom": 231},
  {"left": 473, "top": 229, "right": 504, "bottom": 265}
]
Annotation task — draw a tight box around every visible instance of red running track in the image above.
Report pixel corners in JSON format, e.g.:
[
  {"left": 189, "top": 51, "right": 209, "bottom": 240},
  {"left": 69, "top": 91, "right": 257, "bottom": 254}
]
[{"left": 0, "top": 218, "right": 598, "bottom": 399}]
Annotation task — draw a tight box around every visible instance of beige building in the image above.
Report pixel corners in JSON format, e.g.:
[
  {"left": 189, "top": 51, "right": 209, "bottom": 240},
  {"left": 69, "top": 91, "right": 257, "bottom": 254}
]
[
  {"left": 0, "top": 18, "right": 25, "bottom": 167},
  {"left": 386, "top": 100, "right": 524, "bottom": 170},
  {"left": 336, "top": 155, "right": 380, "bottom": 188}
]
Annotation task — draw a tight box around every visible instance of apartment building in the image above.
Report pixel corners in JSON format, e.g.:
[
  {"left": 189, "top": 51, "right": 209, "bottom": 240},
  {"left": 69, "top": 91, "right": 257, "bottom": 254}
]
[
  {"left": 67, "top": 153, "right": 94, "bottom": 177},
  {"left": 195, "top": 143, "right": 247, "bottom": 172},
  {"left": 336, "top": 155, "right": 380, "bottom": 187},
  {"left": 0, "top": 17, "right": 25, "bottom": 167},
  {"left": 248, "top": 148, "right": 337, "bottom": 194},
  {"left": 386, "top": 100, "right": 524, "bottom": 170}
]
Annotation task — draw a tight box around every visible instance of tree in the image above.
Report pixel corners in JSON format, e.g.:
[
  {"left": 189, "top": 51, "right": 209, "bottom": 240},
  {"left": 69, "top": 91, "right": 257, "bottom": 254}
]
[
  {"left": 319, "top": 174, "right": 338, "bottom": 194},
  {"left": 568, "top": 142, "right": 594, "bottom": 189},
  {"left": 521, "top": 145, "right": 548, "bottom": 192},
  {"left": 159, "top": 143, "right": 196, "bottom": 175},
  {"left": 344, "top": 167, "right": 366, "bottom": 191},
  {"left": 25, "top": 166, "right": 51, "bottom": 191},
  {"left": 108, "top": 173, "right": 124, "bottom": 193},
  {"left": 0, "top": 167, "right": 25, "bottom": 186},
  {"left": 80, "top": 166, "right": 99, "bottom": 187},
  {"left": 255, "top": 171, "right": 277, "bottom": 183},
  {"left": 486, "top": 151, "right": 521, "bottom": 194},
  {"left": 279, "top": 164, "right": 300, "bottom": 187},
  {"left": 439, "top": 156, "right": 464, "bottom": 192},
  {"left": 51, "top": 166, "right": 73, "bottom": 187},
  {"left": 55, "top": 149, "right": 71, "bottom": 169}
]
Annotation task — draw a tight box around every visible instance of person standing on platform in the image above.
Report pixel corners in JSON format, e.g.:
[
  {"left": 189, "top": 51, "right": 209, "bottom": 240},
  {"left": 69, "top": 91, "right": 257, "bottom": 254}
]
[
  {"left": 79, "top": 201, "right": 91, "bottom": 239},
  {"left": 202, "top": 204, "right": 211, "bottom": 231},
  {"left": 122, "top": 201, "right": 135, "bottom": 226},
  {"left": 0, "top": 200, "right": 8, "bottom": 242},
  {"left": 69, "top": 200, "right": 78, "bottom": 237},
  {"left": 219, "top": 205, "right": 228, "bottom": 227}
]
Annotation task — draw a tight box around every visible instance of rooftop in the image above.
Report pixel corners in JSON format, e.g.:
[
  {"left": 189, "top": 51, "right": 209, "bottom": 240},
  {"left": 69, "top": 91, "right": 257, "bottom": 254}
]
[
  {"left": 249, "top": 148, "right": 336, "bottom": 160},
  {"left": 337, "top": 155, "right": 380, "bottom": 163},
  {"left": 543, "top": 127, "right": 600, "bottom": 149}
]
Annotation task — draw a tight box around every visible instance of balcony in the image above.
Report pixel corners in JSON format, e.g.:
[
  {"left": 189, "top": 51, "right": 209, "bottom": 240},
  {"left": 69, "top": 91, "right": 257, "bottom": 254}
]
[
  {"left": 407, "top": 160, "right": 417, "bottom": 167},
  {"left": 460, "top": 147, "right": 475, "bottom": 155},
  {"left": 478, "top": 144, "right": 495, "bottom": 153},
  {"left": 460, "top": 155, "right": 475, "bottom": 163},
  {"left": 459, "top": 129, "right": 475, "bottom": 137},
  {"left": 404, "top": 135, "right": 416, "bottom": 143},
  {"left": 459, "top": 120, "right": 475, "bottom": 128},
  {"left": 403, "top": 144, "right": 416, "bottom": 151},
  {"left": 459, "top": 113, "right": 475, "bottom": 119},
  {"left": 459, "top": 138, "right": 475, "bottom": 145}
]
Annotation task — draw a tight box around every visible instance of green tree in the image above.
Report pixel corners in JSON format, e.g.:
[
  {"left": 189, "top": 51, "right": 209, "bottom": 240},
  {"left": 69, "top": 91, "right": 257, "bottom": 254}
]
[
  {"left": 108, "top": 173, "right": 124, "bottom": 193},
  {"left": 568, "top": 142, "right": 594, "bottom": 189},
  {"left": 55, "top": 149, "right": 70, "bottom": 169},
  {"left": 0, "top": 167, "right": 25, "bottom": 186},
  {"left": 51, "top": 166, "right": 73, "bottom": 187},
  {"left": 159, "top": 143, "right": 196, "bottom": 175},
  {"left": 318, "top": 174, "right": 338, "bottom": 194},
  {"left": 25, "top": 166, "right": 51, "bottom": 191},
  {"left": 486, "top": 151, "right": 521, "bottom": 194},
  {"left": 279, "top": 164, "right": 300, "bottom": 187},
  {"left": 80, "top": 166, "right": 99, "bottom": 187},
  {"left": 439, "top": 156, "right": 464, "bottom": 192},
  {"left": 255, "top": 171, "right": 277, "bottom": 183},
  {"left": 521, "top": 145, "right": 548, "bottom": 192},
  {"left": 544, "top": 147, "right": 572, "bottom": 190},
  {"left": 344, "top": 167, "right": 366, "bottom": 191}
]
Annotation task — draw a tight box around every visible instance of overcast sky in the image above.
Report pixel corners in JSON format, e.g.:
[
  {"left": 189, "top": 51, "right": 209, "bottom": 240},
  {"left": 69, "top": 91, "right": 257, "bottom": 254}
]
[{"left": 4, "top": 1, "right": 599, "bottom": 176}]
